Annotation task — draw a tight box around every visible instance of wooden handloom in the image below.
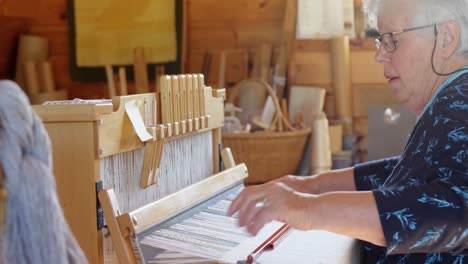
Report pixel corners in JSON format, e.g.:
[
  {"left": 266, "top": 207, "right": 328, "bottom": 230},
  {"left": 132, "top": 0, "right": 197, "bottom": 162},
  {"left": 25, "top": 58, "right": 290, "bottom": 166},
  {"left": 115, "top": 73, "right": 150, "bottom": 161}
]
[{"left": 33, "top": 74, "right": 226, "bottom": 264}]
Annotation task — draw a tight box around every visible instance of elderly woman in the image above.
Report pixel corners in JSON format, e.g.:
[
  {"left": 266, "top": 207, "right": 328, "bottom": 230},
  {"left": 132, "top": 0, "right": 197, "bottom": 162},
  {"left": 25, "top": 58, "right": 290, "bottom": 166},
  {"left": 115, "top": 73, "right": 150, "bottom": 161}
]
[
  {"left": 0, "top": 81, "right": 87, "bottom": 263},
  {"left": 228, "top": 0, "right": 468, "bottom": 262}
]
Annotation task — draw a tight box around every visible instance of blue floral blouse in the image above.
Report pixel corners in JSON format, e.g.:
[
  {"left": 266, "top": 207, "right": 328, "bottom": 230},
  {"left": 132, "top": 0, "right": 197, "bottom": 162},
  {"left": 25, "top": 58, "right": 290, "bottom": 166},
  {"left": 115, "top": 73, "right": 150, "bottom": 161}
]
[{"left": 354, "top": 70, "right": 468, "bottom": 263}]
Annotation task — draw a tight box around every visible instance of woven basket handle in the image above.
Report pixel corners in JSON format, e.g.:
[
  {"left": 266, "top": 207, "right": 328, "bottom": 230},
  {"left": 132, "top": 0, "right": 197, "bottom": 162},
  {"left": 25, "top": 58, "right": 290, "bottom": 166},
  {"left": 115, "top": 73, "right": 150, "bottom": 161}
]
[{"left": 229, "top": 79, "right": 295, "bottom": 132}]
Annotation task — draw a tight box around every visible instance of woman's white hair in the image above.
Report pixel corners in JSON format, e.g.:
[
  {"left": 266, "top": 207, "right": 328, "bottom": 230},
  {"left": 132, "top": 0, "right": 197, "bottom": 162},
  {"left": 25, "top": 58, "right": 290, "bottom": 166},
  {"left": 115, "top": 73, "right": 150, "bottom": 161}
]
[
  {"left": 0, "top": 80, "right": 87, "bottom": 263},
  {"left": 363, "top": 0, "right": 468, "bottom": 59}
]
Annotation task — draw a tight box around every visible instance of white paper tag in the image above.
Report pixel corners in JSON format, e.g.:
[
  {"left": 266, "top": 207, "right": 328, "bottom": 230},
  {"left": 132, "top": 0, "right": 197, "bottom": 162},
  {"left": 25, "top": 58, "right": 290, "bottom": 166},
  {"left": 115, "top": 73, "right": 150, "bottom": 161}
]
[{"left": 125, "top": 100, "right": 153, "bottom": 142}]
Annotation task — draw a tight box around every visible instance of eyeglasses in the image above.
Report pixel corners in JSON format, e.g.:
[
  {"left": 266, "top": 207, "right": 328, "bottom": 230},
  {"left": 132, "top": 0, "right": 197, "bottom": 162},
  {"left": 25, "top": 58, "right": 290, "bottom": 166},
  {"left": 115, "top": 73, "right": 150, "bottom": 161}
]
[{"left": 375, "top": 23, "right": 436, "bottom": 52}]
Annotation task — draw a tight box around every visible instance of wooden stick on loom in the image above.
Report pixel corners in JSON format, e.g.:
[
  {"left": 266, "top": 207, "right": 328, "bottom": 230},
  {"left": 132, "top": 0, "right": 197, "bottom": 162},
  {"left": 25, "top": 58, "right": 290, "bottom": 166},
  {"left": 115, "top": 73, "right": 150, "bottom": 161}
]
[
  {"left": 118, "top": 67, "right": 128, "bottom": 96},
  {"left": 133, "top": 47, "right": 149, "bottom": 94},
  {"left": 105, "top": 65, "right": 117, "bottom": 98},
  {"left": 154, "top": 65, "right": 165, "bottom": 93}
]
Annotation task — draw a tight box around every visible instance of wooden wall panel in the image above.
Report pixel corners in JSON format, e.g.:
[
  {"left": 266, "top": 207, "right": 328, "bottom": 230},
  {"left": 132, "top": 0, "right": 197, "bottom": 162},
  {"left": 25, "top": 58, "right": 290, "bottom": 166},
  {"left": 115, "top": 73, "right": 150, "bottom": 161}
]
[
  {"left": 0, "top": 0, "right": 289, "bottom": 99},
  {"left": 350, "top": 52, "right": 386, "bottom": 84},
  {"left": 0, "top": 17, "right": 30, "bottom": 78},
  {"left": 186, "top": 0, "right": 286, "bottom": 78},
  {"left": 0, "top": 0, "right": 43, "bottom": 18},
  {"left": 188, "top": 50, "right": 249, "bottom": 88},
  {"left": 352, "top": 84, "right": 396, "bottom": 117},
  {"left": 289, "top": 53, "right": 332, "bottom": 86}
]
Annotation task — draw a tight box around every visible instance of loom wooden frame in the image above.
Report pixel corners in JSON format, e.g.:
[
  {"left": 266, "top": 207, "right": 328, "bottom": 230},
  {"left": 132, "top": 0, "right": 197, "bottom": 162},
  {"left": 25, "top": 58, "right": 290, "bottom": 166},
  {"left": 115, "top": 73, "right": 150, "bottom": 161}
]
[
  {"left": 33, "top": 83, "right": 226, "bottom": 264},
  {"left": 99, "top": 162, "right": 248, "bottom": 264}
]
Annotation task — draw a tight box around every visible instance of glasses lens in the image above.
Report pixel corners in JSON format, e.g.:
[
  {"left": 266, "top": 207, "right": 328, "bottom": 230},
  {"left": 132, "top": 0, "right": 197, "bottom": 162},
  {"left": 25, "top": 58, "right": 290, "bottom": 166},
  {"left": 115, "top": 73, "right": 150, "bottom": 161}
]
[{"left": 381, "top": 33, "right": 396, "bottom": 52}]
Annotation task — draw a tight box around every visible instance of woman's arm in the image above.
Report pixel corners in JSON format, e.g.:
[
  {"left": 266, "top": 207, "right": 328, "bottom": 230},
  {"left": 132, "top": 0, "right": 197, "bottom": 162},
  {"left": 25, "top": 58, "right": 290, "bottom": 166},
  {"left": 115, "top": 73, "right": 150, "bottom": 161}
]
[
  {"left": 273, "top": 167, "right": 357, "bottom": 194},
  {"left": 316, "top": 191, "right": 387, "bottom": 247},
  {"left": 274, "top": 155, "right": 400, "bottom": 195},
  {"left": 227, "top": 182, "right": 386, "bottom": 246}
]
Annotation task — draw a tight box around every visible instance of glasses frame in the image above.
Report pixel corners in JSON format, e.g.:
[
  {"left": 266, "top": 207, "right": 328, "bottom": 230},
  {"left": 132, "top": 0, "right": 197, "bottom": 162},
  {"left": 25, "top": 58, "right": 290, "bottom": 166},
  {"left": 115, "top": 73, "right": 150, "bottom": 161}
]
[{"left": 375, "top": 23, "right": 436, "bottom": 52}]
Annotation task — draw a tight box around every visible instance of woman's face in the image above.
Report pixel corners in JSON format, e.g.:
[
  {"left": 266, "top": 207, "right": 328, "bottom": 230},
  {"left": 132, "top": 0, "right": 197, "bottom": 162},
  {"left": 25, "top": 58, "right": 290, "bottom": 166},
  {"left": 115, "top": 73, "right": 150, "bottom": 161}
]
[{"left": 375, "top": 1, "right": 438, "bottom": 114}]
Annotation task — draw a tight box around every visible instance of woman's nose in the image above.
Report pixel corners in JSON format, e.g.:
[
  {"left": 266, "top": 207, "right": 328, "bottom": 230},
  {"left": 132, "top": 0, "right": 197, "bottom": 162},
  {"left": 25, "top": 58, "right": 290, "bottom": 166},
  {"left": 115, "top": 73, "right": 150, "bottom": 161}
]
[{"left": 375, "top": 46, "right": 390, "bottom": 64}]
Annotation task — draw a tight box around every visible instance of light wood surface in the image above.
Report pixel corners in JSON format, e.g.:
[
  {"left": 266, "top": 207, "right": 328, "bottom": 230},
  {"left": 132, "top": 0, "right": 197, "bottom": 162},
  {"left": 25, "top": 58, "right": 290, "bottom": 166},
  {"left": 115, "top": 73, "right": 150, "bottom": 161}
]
[
  {"left": 119, "top": 164, "right": 248, "bottom": 234},
  {"left": 23, "top": 61, "right": 40, "bottom": 95},
  {"left": 331, "top": 36, "right": 353, "bottom": 135},
  {"left": 133, "top": 48, "right": 149, "bottom": 94},
  {"left": 118, "top": 67, "right": 128, "bottom": 96},
  {"left": 42, "top": 122, "right": 103, "bottom": 264},
  {"left": 105, "top": 65, "right": 116, "bottom": 98},
  {"left": 98, "top": 189, "right": 136, "bottom": 264},
  {"left": 37, "top": 61, "right": 55, "bottom": 93},
  {"left": 221, "top": 148, "right": 236, "bottom": 169},
  {"left": 74, "top": 1, "right": 176, "bottom": 66},
  {"left": 15, "top": 35, "right": 48, "bottom": 91}
]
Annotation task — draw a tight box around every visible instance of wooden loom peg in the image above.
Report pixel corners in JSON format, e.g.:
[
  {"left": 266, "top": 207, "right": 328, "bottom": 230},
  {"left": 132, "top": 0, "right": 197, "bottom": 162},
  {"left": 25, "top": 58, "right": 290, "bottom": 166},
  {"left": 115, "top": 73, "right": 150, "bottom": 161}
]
[
  {"left": 171, "top": 75, "right": 180, "bottom": 135},
  {"left": 192, "top": 74, "right": 200, "bottom": 130},
  {"left": 166, "top": 123, "right": 173, "bottom": 137},
  {"left": 160, "top": 75, "right": 173, "bottom": 124},
  {"left": 198, "top": 74, "right": 207, "bottom": 128},
  {"left": 178, "top": 74, "right": 187, "bottom": 134},
  {"left": 154, "top": 65, "right": 165, "bottom": 93},
  {"left": 186, "top": 74, "right": 194, "bottom": 132}
]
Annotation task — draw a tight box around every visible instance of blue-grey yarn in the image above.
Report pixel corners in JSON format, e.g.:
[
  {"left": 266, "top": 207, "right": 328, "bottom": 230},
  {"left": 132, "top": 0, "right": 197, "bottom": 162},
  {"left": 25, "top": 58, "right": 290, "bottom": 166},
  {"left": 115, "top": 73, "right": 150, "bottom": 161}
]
[{"left": 0, "top": 81, "right": 87, "bottom": 263}]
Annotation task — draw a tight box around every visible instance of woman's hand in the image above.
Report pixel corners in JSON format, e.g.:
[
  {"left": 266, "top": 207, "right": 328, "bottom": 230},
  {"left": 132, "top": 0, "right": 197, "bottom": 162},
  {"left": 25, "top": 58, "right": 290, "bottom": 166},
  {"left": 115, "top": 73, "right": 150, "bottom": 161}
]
[{"left": 227, "top": 181, "right": 320, "bottom": 236}]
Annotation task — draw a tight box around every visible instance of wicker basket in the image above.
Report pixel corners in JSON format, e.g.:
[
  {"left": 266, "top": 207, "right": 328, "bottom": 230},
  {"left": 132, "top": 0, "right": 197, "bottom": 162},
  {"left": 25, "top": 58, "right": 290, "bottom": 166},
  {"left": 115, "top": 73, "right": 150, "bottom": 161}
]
[{"left": 222, "top": 79, "right": 311, "bottom": 184}]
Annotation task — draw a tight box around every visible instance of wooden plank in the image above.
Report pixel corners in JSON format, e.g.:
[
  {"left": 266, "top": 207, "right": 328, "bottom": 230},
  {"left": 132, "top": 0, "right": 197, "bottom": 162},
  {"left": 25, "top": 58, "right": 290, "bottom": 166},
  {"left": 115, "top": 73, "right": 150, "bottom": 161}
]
[
  {"left": 292, "top": 39, "right": 331, "bottom": 52},
  {"left": 31, "top": 0, "right": 68, "bottom": 27},
  {"left": 352, "top": 84, "right": 397, "bottom": 117},
  {"left": 324, "top": 93, "right": 336, "bottom": 119},
  {"left": 188, "top": 50, "right": 249, "bottom": 88},
  {"left": 188, "top": 22, "right": 283, "bottom": 50},
  {"left": 98, "top": 190, "right": 136, "bottom": 264},
  {"left": 0, "top": 17, "right": 30, "bottom": 78},
  {"left": 357, "top": 135, "right": 368, "bottom": 152},
  {"left": 289, "top": 59, "right": 331, "bottom": 85},
  {"left": 0, "top": 0, "right": 43, "bottom": 18},
  {"left": 42, "top": 122, "right": 103, "bottom": 264},
  {"left": 350, "top": 51, "right": 387, "bottom": 84},
  {"left": 353, "top": 116, "right": 368, "bottom": 137},
  {"left": 188, "top": 0, "right": 286, "bottom": 22},
  {"left": 29, "top": 25, "right": 69, "bottom": 56},
  {"left": 293, "top": 38, "right": 376, "bottom": 53}
]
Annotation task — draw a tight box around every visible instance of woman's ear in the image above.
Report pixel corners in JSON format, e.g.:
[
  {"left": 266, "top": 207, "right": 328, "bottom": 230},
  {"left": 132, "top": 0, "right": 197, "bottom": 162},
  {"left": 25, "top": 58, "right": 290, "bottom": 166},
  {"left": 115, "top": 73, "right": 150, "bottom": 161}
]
[{"left": 439, "top": 20, "right": 461, "bottom": 59}]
